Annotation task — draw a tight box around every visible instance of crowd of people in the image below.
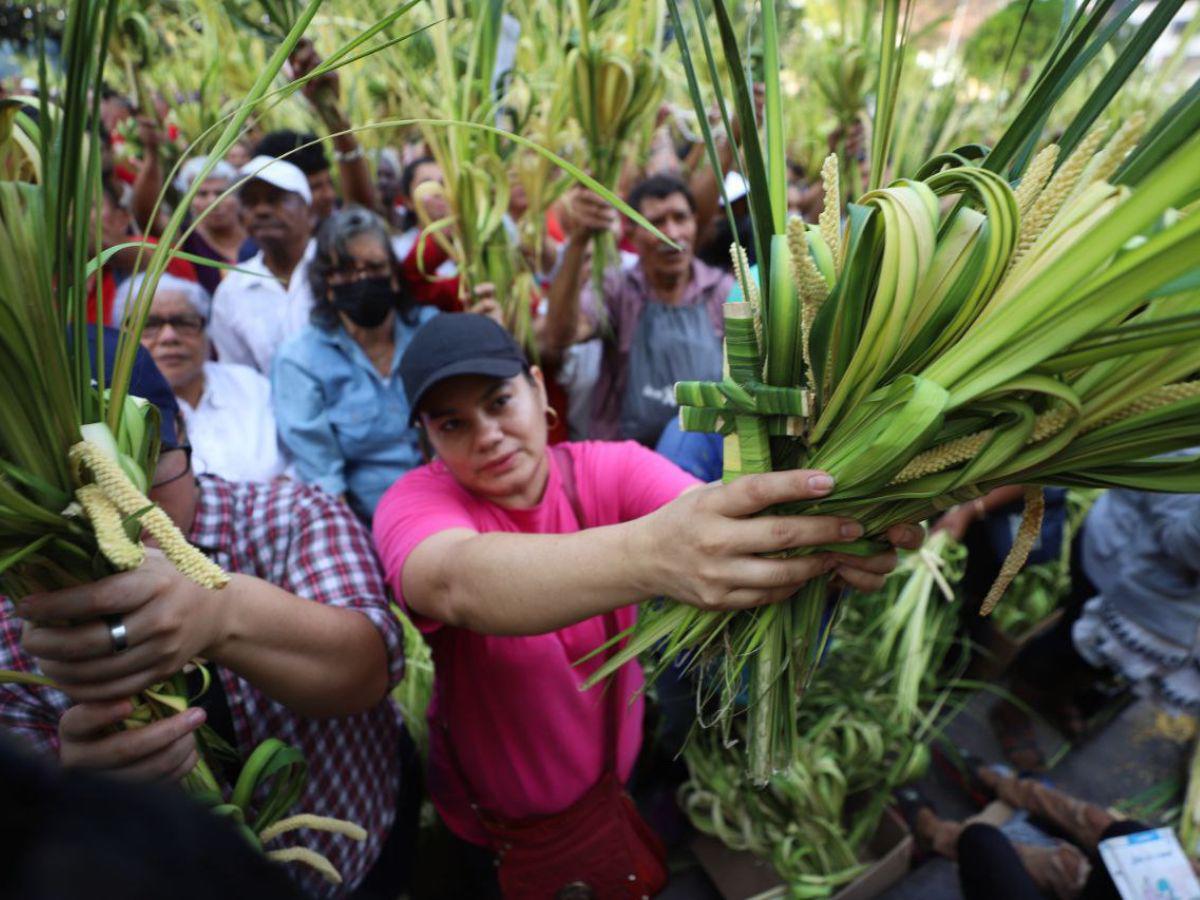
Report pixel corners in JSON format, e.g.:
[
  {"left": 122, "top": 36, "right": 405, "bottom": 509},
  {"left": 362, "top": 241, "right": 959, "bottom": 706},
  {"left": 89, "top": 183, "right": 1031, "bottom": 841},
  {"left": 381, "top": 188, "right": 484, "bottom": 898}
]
[{"left": 0, "top": 38, "right": 1196, "bottom": 900}]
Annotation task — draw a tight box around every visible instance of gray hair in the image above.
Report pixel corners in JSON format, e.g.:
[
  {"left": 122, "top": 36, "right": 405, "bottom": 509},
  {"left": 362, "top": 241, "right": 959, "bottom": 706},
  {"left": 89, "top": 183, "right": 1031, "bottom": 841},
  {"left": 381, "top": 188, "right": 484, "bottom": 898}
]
[
  {"left": 112, "top": 272, "right": 212, "bottom": 327},
  {"left": 309, "top": 205, "right": 412, "bottom": 331},
  {"left": 174, "top": 156, "right": 238, "bottom": 194}
]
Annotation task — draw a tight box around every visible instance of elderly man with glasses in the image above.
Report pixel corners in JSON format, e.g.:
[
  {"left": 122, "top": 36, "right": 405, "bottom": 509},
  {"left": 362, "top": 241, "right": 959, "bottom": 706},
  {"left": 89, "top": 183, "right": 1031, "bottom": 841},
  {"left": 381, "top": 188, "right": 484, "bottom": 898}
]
[{"left": 115, "top": 272, "right": 286, "bottom": 484}]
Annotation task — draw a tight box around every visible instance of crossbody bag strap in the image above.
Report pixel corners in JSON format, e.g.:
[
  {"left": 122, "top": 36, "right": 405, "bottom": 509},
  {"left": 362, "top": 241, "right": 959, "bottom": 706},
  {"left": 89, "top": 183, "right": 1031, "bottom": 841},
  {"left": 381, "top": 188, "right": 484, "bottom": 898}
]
[{"left": 550, "top": 445, "right": 623, "bottom": 775}]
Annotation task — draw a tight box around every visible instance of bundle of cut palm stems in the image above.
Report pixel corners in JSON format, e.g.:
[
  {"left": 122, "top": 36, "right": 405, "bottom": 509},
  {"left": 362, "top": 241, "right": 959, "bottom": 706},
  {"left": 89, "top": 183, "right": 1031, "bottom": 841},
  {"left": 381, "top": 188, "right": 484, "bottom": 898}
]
[
  {"left": 679, "top": 530, "right": 965, "bottom": 896},
  {"left": 0, "top": 0, "right": 421, "bottom": 882},
  {"left": 568, "top": 0, "right": 665, "bottom": 294},
  {"left": 588, "top": 0, "right": 1200, "bottom": 781},
  {"left": 386, "top": 0, "right": 542, "bottom": 344}
]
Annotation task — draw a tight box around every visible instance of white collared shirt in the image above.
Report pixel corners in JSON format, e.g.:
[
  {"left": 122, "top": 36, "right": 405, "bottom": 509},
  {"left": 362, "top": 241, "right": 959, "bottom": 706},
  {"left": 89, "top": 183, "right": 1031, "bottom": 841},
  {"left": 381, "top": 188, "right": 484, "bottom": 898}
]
[
  {"left": 209, "top": 241, "right": 316, "bottom": 375},
  {"left": 181, "top": 361, "right": 288, "bottom": 483}
]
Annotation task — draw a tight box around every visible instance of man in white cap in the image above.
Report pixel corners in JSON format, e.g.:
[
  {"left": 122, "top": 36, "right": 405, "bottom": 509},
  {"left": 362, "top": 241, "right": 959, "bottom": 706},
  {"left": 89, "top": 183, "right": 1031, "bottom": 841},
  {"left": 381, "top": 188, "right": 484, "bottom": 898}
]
[{"left": 208, "top": 155, "right": 316, "bottom": 376}]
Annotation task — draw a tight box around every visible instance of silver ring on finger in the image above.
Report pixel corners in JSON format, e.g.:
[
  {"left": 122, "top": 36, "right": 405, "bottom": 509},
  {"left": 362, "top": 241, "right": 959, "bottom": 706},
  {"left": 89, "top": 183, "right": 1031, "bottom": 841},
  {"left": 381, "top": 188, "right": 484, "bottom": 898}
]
[{"left": 106, "top": 614, "right": 129, "bottom": 655}]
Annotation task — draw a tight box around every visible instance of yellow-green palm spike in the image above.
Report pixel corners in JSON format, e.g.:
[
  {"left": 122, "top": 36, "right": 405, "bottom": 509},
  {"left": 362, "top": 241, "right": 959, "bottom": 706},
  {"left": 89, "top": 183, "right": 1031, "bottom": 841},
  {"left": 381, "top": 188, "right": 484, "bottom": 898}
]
[
  {"left": 818, "top": 154, "right": 843, "bottom": 274},
  {"left": 74, "top": 484, "right": 146, "bottom": 571},
  {"left": 69, "top": 442, "right": 229, "bottom": 589},
  {"left": 980, "top": 487, "right": 1045, "bottom": 616}
]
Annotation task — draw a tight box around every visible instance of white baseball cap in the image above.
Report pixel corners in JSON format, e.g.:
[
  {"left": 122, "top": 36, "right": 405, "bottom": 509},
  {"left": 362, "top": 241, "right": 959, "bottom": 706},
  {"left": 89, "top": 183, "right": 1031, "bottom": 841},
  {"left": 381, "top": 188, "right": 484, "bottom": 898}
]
[
  {"left": 720, "top": 170, "right": 748, "bottom": 207},
  {"left": 239, "top": 155, "right": 313, "bottom": 206}
]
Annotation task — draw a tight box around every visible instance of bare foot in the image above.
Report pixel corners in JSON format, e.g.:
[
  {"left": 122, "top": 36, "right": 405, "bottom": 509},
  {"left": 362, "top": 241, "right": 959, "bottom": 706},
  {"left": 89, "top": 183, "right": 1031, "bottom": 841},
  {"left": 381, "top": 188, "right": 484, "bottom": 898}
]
[
  {"left": 915, "top": 808, "right": 964, "bottom": 860},
  {"left": 1014, "top": 841, "right": 1089, "bottom": 899}
]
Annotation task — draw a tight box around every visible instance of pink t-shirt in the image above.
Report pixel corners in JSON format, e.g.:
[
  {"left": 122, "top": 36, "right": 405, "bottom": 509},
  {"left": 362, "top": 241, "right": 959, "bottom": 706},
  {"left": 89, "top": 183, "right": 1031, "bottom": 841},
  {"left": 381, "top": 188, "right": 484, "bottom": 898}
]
[{"left": 373, "top": 440, "right": 697, "bottom": 844}]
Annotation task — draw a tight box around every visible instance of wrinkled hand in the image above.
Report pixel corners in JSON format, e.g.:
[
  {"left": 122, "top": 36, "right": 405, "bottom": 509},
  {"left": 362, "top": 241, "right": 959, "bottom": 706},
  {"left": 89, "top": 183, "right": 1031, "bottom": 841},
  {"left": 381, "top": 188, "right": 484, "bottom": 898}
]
[
  {"left": 636, "top": 469, "right": 923, "bottom": 611},
  {"left": 19, "top": 550, "right": 227, "bottom": 703},
  {"left": 468, "top": 283, "right": 504, "bottom": 326},
  {"left": 58, "top": 699, "right": 206, "bottom": 783},
  {"left": 290, "top": 38, "right": 339, "bottom": 108},
  {"left": 564, "top": 186, "right": 619, "bottom": 242}
]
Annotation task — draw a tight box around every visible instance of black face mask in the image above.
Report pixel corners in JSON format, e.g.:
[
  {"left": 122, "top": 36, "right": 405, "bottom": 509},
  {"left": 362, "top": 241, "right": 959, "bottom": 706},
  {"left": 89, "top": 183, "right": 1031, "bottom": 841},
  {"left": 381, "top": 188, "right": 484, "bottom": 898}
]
[{"left": 330, "top": 276, "right": 395, "bottom": 328}]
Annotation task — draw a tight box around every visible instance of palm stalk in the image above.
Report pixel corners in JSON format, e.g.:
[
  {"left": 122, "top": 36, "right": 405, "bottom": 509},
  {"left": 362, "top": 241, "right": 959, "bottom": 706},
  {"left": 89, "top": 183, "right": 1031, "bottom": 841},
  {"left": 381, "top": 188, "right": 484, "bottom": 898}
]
[
  {"left": 679, "top": 531, "right": 965, "bottom": 894},
  {"left": 587, "top": 0, "right": 1200, "bottom": 781},
  {"left": 386, "top": 0, "right": 542, "bottom": 344},
  {"left": 568, "top": 0, "right": 665, "bottom": 301}
]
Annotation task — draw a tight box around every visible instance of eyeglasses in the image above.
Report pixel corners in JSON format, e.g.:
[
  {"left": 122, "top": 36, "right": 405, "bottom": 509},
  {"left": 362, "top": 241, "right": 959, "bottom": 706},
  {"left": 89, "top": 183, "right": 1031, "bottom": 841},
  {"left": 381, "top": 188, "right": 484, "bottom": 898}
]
[
  {"left": 144, "top": 314, "right": 205, "bottom": 338},
  {"left": 327, "top": 260, "right": 392, "bottom": 286},
  {"left": 152, "top": 445, "right": 193, "bottom": 488}
]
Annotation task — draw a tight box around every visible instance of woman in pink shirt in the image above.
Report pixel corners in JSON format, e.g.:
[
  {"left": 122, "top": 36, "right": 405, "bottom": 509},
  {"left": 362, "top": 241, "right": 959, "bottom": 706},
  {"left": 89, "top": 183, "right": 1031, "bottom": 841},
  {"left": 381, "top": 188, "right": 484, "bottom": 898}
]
[{"left": 372, "top": 314, "right": 922, "bottom": 898}]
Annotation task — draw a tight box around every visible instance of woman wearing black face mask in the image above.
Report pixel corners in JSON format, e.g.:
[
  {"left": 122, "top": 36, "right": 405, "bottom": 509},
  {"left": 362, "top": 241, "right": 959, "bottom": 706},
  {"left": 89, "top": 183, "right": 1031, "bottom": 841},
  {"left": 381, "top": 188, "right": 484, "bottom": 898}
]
[{"left": 272, "top": 206, "right": 439, "bottom": 522}]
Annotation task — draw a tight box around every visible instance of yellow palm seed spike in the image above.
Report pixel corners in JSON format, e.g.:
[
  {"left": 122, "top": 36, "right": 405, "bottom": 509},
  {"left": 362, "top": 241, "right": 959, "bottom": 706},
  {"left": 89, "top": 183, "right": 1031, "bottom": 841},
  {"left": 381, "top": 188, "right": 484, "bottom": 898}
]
[
  {"left": 74, "top": 484, "right": 146, "bottom": 570},
  {"left": 980, "top": 486, "right": 1045, "bottom": 616},
  {"left": 265, "top": 847, "right": 344, "bottom": 885},
  {"left": 890, "top": 429, "right": 992, "bottom": 483},
  {"left": 1012, "top": 123, "right": 1104, "bottom": 248},
  {"left": 69, "top": 443, "right": 152, "bottom": 518},
  {"left": 1083, "top": 111, "right": 1146, "bottom": 190},
  {"left": 892, "top": 380, "right": 1198, "bottom": 490},
  {"left": 69, "top": 442, "right": 229, "bottom": 589},
  {"left": 258, "top": 814, "right": 368, "bottom": 845},
  {"left": 1029, "top": 407, "right": 1074, "bottom": 441},
  {"left": 791, "top": 230, "right": 831, "bottom": 313},
  {"left": 890, "top": 407, "right": 1072, "bottom": 485},
  {"left": 730, "top": 242, "right": 763, "bottom": 355},
  {"left": 1091, "top": 380, "right": 1200, "bottom": 429},
  {"left": 1008, "top": 123, "right": 1109, "bottom": 274},
  {"left": 818, "top": 153, "right": 843, "bottom": 274},
  {"left": 1013, "top": 145, "right": 1059, "bottom": 219},
  {"left": 787, "top": 216, "right": 829, "bottom": 389},
  {"left": 141, "top": 506, "right": 230, "bottom": 589}
]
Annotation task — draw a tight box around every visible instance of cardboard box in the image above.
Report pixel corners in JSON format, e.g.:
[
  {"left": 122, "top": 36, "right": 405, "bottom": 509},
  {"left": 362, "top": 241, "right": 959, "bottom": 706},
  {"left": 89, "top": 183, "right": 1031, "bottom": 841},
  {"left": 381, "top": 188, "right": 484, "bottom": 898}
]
[{"left": 691, "top": 806, "right": 913, "bottom": 900}]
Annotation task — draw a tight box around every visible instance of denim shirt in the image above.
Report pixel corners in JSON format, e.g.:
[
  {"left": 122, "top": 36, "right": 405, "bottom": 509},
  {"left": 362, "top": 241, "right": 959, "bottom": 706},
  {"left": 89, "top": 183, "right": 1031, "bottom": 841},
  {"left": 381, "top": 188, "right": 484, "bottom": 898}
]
[{"left": 272, "top": 307, "right": 438, "bottom": 522}]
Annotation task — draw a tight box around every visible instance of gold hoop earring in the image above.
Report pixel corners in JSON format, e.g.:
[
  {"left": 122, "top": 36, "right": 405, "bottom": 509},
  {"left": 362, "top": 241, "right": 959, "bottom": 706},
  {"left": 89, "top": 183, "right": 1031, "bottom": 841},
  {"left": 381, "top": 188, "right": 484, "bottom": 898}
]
[{"left": 545, "top": 407, "right": 560, "bottom": 428}]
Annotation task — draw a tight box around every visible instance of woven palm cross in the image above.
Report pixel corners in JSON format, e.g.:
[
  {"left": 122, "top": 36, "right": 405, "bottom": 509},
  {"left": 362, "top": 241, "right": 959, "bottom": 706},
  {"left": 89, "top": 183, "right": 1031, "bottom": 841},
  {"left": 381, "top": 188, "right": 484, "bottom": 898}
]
[{"left": 674, "top": 301, "right": 813, "bottom": 480}]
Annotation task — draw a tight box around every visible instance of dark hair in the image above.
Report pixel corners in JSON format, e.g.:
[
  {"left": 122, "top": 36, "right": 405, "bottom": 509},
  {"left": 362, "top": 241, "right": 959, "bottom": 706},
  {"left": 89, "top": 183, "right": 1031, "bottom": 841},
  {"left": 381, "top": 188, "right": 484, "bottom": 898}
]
[
  {"left": 308, "top": 205, "right": 416, "bottom": 331},
  {"left": 399, "top": 155, "right": 438, "bottom": 199},
  {"left": 627, "top": 173, "right": 696, "bottom": 216},
  {"left": 398, "top": 155, "right": 438, "bottom": 231},
  {"left": 253, "top": 129, "right": 328, "bottom": 177}
]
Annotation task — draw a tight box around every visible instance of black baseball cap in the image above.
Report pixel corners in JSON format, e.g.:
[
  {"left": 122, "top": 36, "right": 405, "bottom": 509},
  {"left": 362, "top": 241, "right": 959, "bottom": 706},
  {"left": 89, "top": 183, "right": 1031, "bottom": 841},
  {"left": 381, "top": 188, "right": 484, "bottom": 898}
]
[{"left": 401, "top": 314, "right": 527, "bottom": 424}]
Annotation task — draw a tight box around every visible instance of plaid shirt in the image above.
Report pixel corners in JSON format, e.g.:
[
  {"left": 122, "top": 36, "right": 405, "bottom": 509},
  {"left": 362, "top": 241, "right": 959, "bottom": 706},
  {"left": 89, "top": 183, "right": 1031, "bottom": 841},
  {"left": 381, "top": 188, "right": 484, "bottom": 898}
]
[{"left": 0, "top": 475, "right": 406, "bottom": 899}]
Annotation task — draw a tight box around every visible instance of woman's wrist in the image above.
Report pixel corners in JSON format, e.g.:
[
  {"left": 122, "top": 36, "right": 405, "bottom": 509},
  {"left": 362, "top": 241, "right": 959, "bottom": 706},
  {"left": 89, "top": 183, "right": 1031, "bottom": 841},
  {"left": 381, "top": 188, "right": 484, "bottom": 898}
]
[{"left": 614, "top": 515, "right": 663, "bottom": 601}]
